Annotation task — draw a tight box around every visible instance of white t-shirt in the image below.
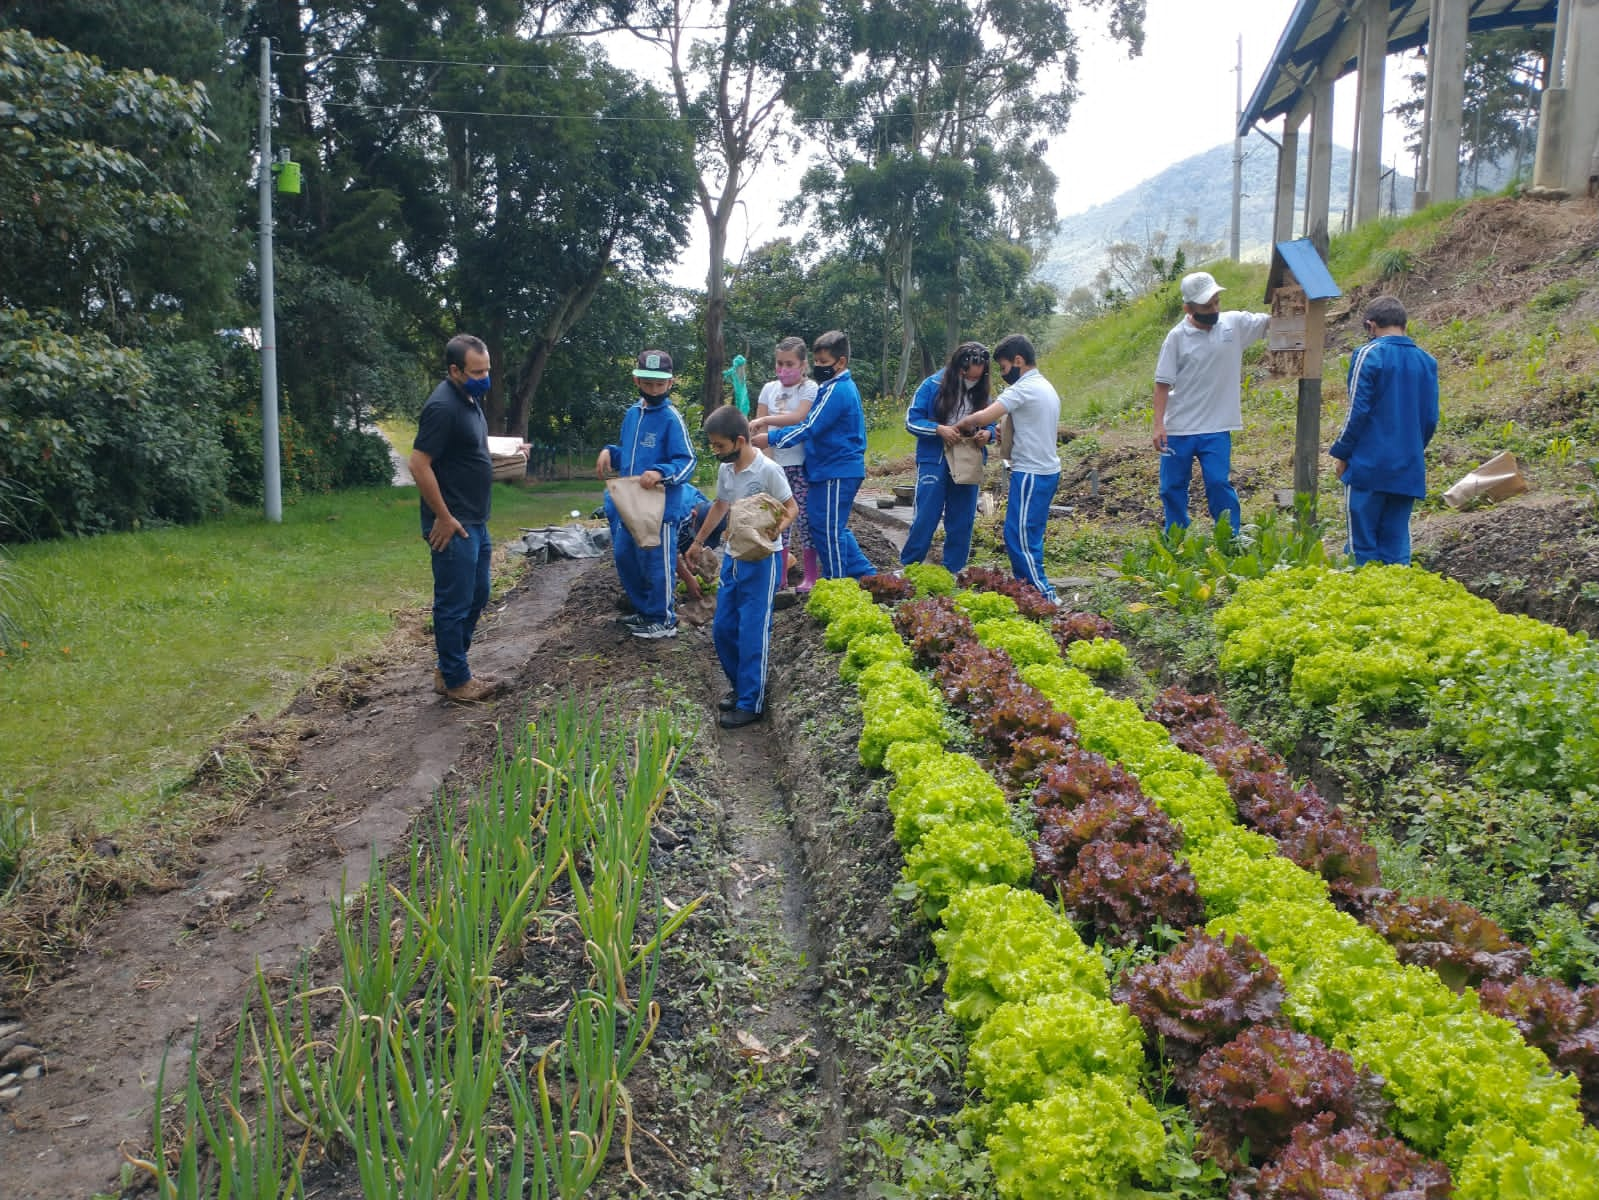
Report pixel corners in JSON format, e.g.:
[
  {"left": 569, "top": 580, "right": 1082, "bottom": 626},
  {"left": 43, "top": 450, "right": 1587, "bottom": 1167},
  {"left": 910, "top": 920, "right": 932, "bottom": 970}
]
[
  {"left": 998, "top": 369, "right": 1062, "bottom": 475},
  {"left": 757, "top": 378, "right": 817, "bottom": 468},
  {"left": 717, "top": 450, "right": 795, "bottom": 551},
  {"left": 1154, "top": 311, "right": 1272, "bottom": 435}
]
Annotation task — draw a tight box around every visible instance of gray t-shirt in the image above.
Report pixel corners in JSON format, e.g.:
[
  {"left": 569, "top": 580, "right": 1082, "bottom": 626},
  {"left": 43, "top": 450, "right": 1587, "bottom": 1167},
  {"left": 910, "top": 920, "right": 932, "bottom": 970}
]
[
  {"left": 1154, "top": 310, "right": 1272, "bottom": 435},
  {"left": 998, "top": 369, "right": 1062, "bottom": 475},
  {"left": 717, "top": 451, "right": 794, "bottom": 505}
]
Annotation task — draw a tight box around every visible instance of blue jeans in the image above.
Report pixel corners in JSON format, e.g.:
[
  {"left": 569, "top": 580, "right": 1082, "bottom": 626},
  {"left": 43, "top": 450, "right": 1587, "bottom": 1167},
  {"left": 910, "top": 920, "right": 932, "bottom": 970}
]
[
  {"left": 806, "top": 477, "right": 876, "bottom": 579},
  {"left": 428, "top": 521, "right": 492, "bottom": 688},
  {"left": 1343, "top": 486, "right": 1415, "bottom": 565},
  {"left": 1004, "top": 469, "right": 1058, "bottom": 602},
  {"left": 713, "top": 551, "right": 781, "bottom": 713},
  {"left": 900, "top": 459, "right": 980, "bottom": 573},
  {"left": 1159, "top": 432, "right": 1240, "bottom": 533}
]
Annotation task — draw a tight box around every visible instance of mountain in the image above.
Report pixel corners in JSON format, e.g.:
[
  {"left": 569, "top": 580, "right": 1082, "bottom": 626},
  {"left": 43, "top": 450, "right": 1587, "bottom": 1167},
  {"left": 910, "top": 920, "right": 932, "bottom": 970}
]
[{"left": 1034, "top": 140, "right": 1418, "bottom": 299}]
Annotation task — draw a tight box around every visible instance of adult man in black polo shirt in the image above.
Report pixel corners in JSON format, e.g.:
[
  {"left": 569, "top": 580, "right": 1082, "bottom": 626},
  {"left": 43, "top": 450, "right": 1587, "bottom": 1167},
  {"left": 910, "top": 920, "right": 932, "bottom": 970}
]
[{"left": 410, "top": 334, "right": 518, "bottom": 702}]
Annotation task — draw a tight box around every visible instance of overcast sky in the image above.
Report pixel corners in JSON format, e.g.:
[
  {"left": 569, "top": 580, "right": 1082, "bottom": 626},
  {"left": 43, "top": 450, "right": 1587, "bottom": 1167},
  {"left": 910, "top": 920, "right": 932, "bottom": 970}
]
[{"left": 647, "top": 0, "right": 1422, "bottom": 288}]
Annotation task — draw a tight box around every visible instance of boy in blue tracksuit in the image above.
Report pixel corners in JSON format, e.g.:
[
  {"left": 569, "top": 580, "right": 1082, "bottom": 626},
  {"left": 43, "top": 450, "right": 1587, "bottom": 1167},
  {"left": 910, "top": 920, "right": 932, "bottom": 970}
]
[
  {"left": 1330, "top": 295, "right": 1439, "bottom": 567},
  {"left": 596, "top": 349, "right": 698, "bottom": 639},
  {"left": 761, "top": 330, "right": 876, "bottom": 579},
  {"left": 687, "top": 406, "right": 798, "bottom": 729},
  {"left": 902, "top": 341, "right": 998, "bottom": 574}
]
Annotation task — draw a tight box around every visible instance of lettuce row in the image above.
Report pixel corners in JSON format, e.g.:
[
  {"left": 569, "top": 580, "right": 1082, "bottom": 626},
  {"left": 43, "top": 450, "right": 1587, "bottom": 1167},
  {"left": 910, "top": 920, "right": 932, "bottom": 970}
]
[
  {"left": 808, "top": 578, "right": 1181, "bottom": 1200},
  {"left": 1010, "top": 652, "right": 1599, "bottom": 1197}
]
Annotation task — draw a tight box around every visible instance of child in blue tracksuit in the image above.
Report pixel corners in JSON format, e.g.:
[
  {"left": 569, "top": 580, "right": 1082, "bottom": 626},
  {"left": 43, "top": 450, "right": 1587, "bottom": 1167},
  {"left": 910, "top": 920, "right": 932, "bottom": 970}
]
[
  {"left": 597, "top": 349, "right": 698, "bottom": 639},
  {"left": 902, "top": 341, "right": 998, "bottom": 574},
  {"left": 761, "top": 330, "right": 876, "bottom": 579},
  {"left": 1329, "top": 295, "right": 1439, "bottom": 567},
  {"left": 687, "top": 406, "right": 798, "bottom": 729}
]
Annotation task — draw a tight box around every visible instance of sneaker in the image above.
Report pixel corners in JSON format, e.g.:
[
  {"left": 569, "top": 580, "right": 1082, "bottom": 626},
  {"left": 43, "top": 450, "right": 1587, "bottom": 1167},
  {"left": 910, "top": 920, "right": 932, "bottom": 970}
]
[
  {"left": 629, "top": 621, "right": 678, "bottom": 640},
  {"left": 616, "top": 612, "right": 648, "bottom": 627},
  {"left": 444, "top": 676, "right": 501, "bottom": 703},
  {"left": 719, "top": 707, "right": 763, "bottom": 729},
  {"left": 717, "top": 690, "right": 737, "bottom": 712},
  {"left": 772, "top": 589, "right": 798, "bottom": 612},
  {"left": 433, "top": 669, "right": 447, "bottom": 696}
]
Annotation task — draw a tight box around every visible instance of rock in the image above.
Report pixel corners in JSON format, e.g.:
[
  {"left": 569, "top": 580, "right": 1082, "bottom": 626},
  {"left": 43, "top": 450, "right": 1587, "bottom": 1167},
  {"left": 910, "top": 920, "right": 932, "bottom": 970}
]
[
  {"left": 0, "top": 1072, "right": 15, "bottom": 1089},
  {"left": 21, "top": 1064, "right": 41, "bottom": 1080},
  {"left": 0, "top": 1043, "right": 40, "bottom": 1071},
  {"left": 0, "top": 1022, "right": 21, "bottom": 1042},
  {"left": 0, "top": 1087, "right": 20, "bottom": 1103}
]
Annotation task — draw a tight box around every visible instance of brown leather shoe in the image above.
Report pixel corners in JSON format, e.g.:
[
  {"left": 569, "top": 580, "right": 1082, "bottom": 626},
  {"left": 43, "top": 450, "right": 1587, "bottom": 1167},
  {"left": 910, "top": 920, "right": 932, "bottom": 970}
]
[
  {"left": 445, "top": 676, "right": 501, "bottom": 703},
  {"left": 433, "top": 669, "right": 447, "bottom": 695}
]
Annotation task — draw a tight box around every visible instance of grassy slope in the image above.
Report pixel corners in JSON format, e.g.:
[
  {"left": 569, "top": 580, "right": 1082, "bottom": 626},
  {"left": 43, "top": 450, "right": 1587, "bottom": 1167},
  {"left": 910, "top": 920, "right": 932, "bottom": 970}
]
[{"left": 2, "top": 482, "right": 603, "bottom": 826}]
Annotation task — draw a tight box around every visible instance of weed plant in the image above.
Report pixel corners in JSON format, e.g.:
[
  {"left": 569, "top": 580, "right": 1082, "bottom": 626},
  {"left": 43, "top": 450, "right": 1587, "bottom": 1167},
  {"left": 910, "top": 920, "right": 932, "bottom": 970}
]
[{"left": 140, "top": 699, "right": 700, "bottom": 1199}]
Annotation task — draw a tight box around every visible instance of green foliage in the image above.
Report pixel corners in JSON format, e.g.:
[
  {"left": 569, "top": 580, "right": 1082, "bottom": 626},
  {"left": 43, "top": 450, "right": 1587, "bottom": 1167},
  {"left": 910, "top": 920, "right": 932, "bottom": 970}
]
[
  {"left": 965, "top": 991, "right": 1146, "bottom": 1109},
  {"left": 1371, "top": 247, "right": 1415, "bottom": 280},
  {"left": 955, "top": 590, "right": 1019, "bottom": 624},
  {"left": 984, "top": 1076, "right": 1166, "bottom": 1200},
  {"left": 902, "top": 562, "right": 957, "bottom": 597},
  {"left": 1066, "top": 637, "right": 1131, "bottom": 678},
  {"left": 887, "top": 752, "right": 1009, "bottom": 849},
  {"left": 972, "top": 616, "right": 1059, "bottom": 667},
  {"left": 840, "top": 630, "right": 914, "bottom": 683},
  {"left": 902, "top": 818, "right": 1034, "bottom": 920}
]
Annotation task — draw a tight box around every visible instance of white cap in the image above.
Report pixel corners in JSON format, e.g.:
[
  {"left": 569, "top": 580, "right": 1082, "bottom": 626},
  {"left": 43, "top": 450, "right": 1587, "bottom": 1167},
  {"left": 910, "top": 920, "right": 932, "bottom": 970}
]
[{"left": 1180, "top": 272, "right": 1225, "bottom": 305}]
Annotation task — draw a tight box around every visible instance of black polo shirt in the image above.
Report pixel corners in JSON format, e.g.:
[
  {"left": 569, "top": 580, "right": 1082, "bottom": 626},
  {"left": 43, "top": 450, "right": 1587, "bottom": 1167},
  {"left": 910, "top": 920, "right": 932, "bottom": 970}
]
[{"left": 414, "top": 378, "right": 492, "bottom": 531}]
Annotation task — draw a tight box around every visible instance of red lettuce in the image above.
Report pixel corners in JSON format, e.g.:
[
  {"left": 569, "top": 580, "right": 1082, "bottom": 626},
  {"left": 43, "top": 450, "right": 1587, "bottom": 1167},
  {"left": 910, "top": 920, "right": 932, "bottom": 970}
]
[
  {"left": 1033, "top": 749, "right": 1144, "bottom": 811},
  {"left": 1189, "top": 1027, "right": 1388, "bottom": 1165},
  {"left": 1250, "top": 1113, "right": 1452, "bottom": 1200},
  {"left": 1369, "top": 895, "right": 1532, "bottom": 992},
  {"left": 862, "top": 572, "right": 917, "bottom": 605},
  {"left": 894, "top": 596, "right": 976, "bottom": 666},
  {"left": 1114, "top": 930, "right": 1285, "bottom": 1078},
  {"left": 955, "top": 565, "right": 1057, "bottom": 618},
  {"left": 1004, "top": 734, "right": 1076, "bottom": 788},
  {"left": 1052, "top": 609, "right": 1116, "bottom": 646},
  {"left": 1058, "top": 839, "right": 1204, "bottom": 948},
  {"left": 1478, "top": 975, "right": 1599, "bottom": 1123}
]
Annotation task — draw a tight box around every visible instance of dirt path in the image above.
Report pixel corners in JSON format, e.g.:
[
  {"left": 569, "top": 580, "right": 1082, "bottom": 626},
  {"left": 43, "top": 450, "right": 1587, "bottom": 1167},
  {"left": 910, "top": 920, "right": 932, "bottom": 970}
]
[{"left": 0, "top": 558, "right": 591, "bottom": 1200}]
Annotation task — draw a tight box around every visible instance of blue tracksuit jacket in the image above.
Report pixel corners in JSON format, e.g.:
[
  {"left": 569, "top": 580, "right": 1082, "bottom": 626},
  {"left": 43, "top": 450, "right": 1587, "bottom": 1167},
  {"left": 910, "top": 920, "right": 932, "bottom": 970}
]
[
  {"left": 1331, "top": 335, "right": 1439, "bottom": 499},
  {"left": 904, "top": 370, "right": 997, "bottom": 465},
  {"left": 603, "top": 396, "right": 698, "bottom": 521},
  {"left": 768, "top": 369, "right": 866, "bottom": 482}
]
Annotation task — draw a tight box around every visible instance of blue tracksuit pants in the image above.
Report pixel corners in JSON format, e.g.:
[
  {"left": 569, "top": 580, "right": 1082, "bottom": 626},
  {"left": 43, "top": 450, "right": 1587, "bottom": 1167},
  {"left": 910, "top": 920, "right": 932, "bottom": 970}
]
[
  {"left": 1159, "top": 432, "right": 1240, "bottom": 533},
  {"left": 1343, "top": 486, "right": 1416, "bottom": 566},
  {"left": 900, "top": 460, "right": 979, "bottom": 573},
  {"left": 1004, "top": 469, "right": 1059, "bottom": 602},
  {"left": 806, "top": 477, "right": 876, "bottom": 579},
  {"left": 713, "top": 551, "right": 781, "bottom": 713},
  {"left": 610, "top": 513, "right": 680, "bottom": 624}
]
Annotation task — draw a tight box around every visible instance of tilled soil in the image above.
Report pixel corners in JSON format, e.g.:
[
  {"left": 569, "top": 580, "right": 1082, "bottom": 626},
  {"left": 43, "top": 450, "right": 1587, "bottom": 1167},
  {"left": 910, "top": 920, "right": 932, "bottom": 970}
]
[{"left": 3, "top": 518, "right": 956, "bottom": 1200}]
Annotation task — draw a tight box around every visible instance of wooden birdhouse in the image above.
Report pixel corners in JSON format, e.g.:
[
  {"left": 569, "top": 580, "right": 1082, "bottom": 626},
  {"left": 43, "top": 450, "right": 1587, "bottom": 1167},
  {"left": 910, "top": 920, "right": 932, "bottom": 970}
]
[{"left": 1264, "top": 240, "right": 1340, "bottom": 380}]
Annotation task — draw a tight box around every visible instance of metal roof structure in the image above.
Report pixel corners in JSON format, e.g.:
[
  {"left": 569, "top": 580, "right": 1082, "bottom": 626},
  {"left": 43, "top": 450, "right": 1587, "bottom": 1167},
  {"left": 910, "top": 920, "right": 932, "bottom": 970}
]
[
  {"left": 1240, "top": 0, "right": 1561, "bottom": 134},
  {"left": 1267, "top": 239, "right": 1342, "bottom": 301}
]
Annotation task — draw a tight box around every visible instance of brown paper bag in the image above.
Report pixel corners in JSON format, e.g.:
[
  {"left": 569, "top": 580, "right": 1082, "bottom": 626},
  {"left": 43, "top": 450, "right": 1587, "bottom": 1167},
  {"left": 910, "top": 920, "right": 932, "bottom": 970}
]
[
  {"left": 605, "top": 476, "right": 667, "bottom": 547},
  {"left": 944, "top": 437, "right": 986, "bottom": 485},
  {"left": 726, "top": 493, "right": 785, "bottom": 561},
  {"left": 1441, "top": 451, "right": 1528, "bottom": 511},
  {"left": 487, "top": 435, "right": 527, "bottom": 482}
]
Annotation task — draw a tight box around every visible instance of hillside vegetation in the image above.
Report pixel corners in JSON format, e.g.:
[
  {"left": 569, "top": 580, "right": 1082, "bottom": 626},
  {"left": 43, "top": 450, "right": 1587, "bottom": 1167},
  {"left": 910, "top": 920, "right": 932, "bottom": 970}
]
[{"left": 1032, "top": 193, "right": 1599, "bottom": 636}]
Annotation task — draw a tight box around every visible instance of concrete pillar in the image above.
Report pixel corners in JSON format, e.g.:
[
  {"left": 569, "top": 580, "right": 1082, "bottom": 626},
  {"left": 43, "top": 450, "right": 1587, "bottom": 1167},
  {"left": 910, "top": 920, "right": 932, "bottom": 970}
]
[
  {"left": 1533, "top": 0, "right": 1573, "bottom": 193},
  {"left": 1425, "top": 0, "right": 1469, "bottom": 203},
  {"left": 1560, "top": 0, "right": 1599, "bottom": 194},
  {"left": 1306, "top": 74, "right": 1334, "bottom": 252},
  {"left": 1275, "top": 118, "right": 1302, "bottom": 244},
  {"left": 1355, "top": 0, "right": 1389, "bottom": 223}
]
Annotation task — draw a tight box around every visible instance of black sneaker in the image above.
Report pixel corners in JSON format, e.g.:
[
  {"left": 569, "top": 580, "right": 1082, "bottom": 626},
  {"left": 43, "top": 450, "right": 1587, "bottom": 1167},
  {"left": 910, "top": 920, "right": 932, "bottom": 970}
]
[
  {"left": 616, "top": 612, "right": 648, "bottom": 627},
  {"left": 718, "top": 707, "right": 762, "bottom": 729},
  {"left": 630, "top": 620, "right": 678, "bottom": 640},
  {"left": 717, "top": 690, "right": 737, "bottom": 712}
]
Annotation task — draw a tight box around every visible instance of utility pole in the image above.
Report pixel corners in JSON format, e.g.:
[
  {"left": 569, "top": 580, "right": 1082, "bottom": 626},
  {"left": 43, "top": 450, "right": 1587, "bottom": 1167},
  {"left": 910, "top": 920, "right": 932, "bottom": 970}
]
[
  {"left": 1230, "top": 33, "right": 1244, "bottom": 261},
  {"left": 258, "top": 36, "right": 283, "bottom": 523}
]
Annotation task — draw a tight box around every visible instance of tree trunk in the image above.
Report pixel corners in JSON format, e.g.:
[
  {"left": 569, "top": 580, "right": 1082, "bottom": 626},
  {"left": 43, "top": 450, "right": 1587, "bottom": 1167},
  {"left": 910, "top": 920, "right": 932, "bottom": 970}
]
[
  {"left": 893, "top": 231, "right": 916, "bottom": 398},
  {"left": 484, "top": 312, "right": 508, "bottom": 434},
  {"left": 506, "top": 229, "right": 618, "bottom": 436},
  {"left": 701, "top": 200, "right": 731, "bottom": 415}
]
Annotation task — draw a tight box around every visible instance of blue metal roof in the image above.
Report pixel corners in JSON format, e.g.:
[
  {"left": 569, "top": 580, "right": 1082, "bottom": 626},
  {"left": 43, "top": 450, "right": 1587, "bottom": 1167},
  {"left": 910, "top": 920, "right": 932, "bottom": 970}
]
[
  {"left": 1241, "top": 0, "right": 1560, "bottom": 134},
  {"left": 1272, "top": 239, "right": 1341, "bottom": 301}
]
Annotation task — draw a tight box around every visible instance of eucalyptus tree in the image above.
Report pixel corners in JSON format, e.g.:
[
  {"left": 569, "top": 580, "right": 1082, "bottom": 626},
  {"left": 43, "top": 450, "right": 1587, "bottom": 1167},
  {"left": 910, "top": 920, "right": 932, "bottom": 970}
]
[
  {"left": 789, "top": 0, "right": 1144, "bottom": 395},
  {"left": 626, "top": 0, "right": 825, "bottom": 412}
]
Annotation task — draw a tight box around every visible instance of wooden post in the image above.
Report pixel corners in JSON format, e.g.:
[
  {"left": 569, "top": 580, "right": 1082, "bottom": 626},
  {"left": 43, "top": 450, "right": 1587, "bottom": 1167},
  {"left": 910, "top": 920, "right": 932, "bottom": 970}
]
[{"left": 1294, "top": 301, "right": 1327, "bottom": 505}]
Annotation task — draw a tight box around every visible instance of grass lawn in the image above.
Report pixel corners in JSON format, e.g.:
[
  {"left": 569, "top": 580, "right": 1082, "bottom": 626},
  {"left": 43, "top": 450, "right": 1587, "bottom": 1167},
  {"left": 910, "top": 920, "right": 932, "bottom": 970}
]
[{"left": 1, "top": 480, "right": 603, "bottom": 828}]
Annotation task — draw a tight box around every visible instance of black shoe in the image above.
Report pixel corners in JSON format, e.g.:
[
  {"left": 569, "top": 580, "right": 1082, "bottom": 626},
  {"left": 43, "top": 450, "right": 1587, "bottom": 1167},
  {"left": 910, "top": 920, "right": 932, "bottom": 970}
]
[
  {"left": 719, "top": 707, "right": 763, "bottom": 729},
  {"left": 717, "top": 690, "right": 737, "bottom": 712}
]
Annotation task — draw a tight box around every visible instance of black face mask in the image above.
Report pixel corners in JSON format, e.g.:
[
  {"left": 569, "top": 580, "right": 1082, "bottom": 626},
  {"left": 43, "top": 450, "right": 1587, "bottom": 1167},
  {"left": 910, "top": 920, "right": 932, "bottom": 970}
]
[
  {"left": 811, "top": 363, "right": 837, "bottom": 383},
  {"left": 1191, "top": 311, "right": 1220, "bottom": 329},
  {"left": 1001, "top": 364, "right": 1024, "bottom": 386},
  {"left": 638, "top": 388, "right": 670, "bottom": 404},
  {"left": 715, "top": 449, "right": 741, "bottom": 464}
]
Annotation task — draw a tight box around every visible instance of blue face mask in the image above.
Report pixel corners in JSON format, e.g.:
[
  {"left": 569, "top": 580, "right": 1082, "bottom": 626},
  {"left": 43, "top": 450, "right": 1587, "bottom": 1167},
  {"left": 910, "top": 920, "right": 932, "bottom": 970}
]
[{"left": 462, "top": 373, "right": 491, "bottom": 399}]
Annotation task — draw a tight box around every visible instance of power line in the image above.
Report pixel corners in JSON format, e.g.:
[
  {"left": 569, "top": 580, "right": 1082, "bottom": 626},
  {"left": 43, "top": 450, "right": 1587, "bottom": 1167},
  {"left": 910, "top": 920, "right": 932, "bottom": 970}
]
[
  {"left": 280, "top": 94, "right": 958, "bottom": 125},
  {"left": 272, "top": 48, "right": 846, "bottom": 76}
]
